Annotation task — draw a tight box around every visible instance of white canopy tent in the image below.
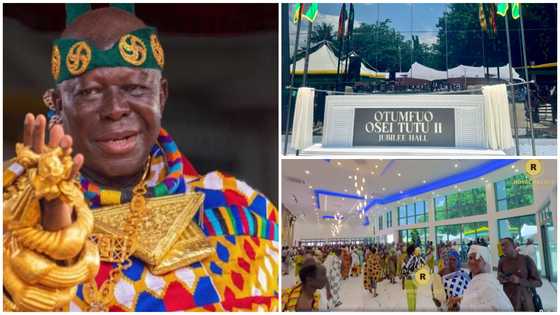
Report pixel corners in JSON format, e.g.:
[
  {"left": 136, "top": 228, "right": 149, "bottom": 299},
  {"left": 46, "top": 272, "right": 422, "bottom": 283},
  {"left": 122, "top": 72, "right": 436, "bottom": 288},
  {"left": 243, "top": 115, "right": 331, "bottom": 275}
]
[
  {"left": 291, "top": 41, "right": 389, "bottom": 79},
  {"left": 397, "top": 62, "right": 523, "bottom": 81}
]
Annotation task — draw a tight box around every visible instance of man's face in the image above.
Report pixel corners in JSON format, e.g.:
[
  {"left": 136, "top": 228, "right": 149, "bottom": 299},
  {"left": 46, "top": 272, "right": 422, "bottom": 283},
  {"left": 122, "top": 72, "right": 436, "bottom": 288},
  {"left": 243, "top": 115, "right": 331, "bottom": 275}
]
[
  {"left": 57, "top": 67, "right": 167, "bottom": 180},
  {"left": 500, "top": 239, "right": 515, "bottom": 256}
]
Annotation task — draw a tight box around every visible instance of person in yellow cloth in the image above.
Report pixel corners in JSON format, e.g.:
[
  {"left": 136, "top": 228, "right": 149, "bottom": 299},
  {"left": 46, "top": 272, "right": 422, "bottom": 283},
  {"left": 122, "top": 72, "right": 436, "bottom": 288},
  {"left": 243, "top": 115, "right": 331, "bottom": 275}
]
[
  {"left": 3, "top": 4, "right": 278, "bottom": 312},
  {"left": 402, "top": 245, "right": 425, "bottom": 311},
  {"left": 282, "top": 263, "right": 327, "bottom": 312}
]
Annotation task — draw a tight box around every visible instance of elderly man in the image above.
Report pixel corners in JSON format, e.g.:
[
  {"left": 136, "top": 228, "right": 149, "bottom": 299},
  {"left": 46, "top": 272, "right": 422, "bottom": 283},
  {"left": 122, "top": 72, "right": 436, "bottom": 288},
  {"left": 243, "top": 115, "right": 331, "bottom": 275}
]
[{"left": 3, "top": 4, "right": 278, "bottom": 312}]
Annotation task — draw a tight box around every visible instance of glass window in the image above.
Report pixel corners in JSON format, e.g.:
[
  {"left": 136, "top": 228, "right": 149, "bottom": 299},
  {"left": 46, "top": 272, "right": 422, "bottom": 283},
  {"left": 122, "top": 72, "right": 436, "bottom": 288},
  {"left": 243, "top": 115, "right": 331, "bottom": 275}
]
[
  {"left": 436, "top": 221, "right": 488, "bottom": 262},
  {"left": 498, "top": 215, "right": 537, "bottom": 245},
  {"left": 398, "top": 206, "right": 407, "bottom": 226},
  {"left": 398, "top": 201, "right": 427, "bottom": 226},
  {"left": 379, "top": 215, "right": 383, "bottom": 231},
  {"left": 386, "top": 211, "right": 392, "bottom": 228},
  {"left": 434, "top": 186, "right": 487, "bottom": 221},
  {"left": 495, "top": 174, "right": 534, "bottom": 211},
  {"left": 399, "top": 228, "right": 429, "bottom": 248}
]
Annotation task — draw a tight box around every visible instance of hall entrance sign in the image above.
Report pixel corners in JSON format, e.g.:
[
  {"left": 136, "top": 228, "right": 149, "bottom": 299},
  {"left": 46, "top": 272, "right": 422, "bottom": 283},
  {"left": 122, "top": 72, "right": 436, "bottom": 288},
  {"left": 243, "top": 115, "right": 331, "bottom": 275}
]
[{"left": 321, "top": 94, "right": 487, "bottom": 150}]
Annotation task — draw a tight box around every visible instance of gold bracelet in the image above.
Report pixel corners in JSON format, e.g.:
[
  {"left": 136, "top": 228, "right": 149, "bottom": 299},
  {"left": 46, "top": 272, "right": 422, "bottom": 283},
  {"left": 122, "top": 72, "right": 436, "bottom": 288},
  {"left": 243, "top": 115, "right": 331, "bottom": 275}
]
[
  {"left": 10, "top": 240, "right": 100, "bottom": 288},
  {"left": 3, "top": 249, "right": 77, "bottom": 311},
  {"left": 12, "top": 200, "right": 93, "bottom": 260}
]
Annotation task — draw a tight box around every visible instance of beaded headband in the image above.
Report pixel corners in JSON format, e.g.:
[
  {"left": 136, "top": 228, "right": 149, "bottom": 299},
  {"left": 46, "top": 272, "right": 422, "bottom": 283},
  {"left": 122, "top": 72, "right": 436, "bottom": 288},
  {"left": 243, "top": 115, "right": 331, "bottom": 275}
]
[{"left": 51, "top": 4, "right": 165, "bottom": 83}]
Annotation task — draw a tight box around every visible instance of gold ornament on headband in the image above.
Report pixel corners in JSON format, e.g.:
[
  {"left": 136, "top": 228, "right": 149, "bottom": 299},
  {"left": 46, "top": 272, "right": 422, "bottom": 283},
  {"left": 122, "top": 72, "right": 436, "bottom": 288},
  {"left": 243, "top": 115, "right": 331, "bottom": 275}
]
[
  {"left": 150, "top": 34, "right": 165, "bottom": 68},
  {"left": 66, "top": 41, "right": 92, "bottom": 76},
  {"left": 119, "top": 34, "right": 147, "bottom": 66},
  {"left": 51, "top": 45, "right": 61, "bottom": 81}
]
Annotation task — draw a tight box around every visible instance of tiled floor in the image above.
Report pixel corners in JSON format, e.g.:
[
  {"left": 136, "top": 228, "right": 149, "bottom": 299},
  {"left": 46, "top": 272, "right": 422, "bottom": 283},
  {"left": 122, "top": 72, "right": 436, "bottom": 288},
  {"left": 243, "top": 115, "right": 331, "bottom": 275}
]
[{"left": 282, "top": 269, "right": 557, "bottom": 311}]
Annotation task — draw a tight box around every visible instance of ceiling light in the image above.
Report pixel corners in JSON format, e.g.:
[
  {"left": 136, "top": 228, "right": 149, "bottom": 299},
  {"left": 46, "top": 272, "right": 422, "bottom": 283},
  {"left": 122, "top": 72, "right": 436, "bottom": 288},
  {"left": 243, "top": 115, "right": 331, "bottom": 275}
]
[
  {"left": 360, "top": 186, "right": 364, "bottom": 191},
  {"left": 400, "top": 190, "right": 403, "bottom": 194},
  {"left": 382, "top": 187, "right": 386, "bottom": 191},
  {"left": 511, "top": 165, "right": 515, "bottom": 169},
  {"left": 422, "top": 180, "right": 426, "bottom": 184},
  {"left": 305, "top": 170, "right": 310, "bottom": 175},
  {"left": 344, "top": 189, "right": 348, "bottom": 192},
  {"left": 355, "top": 167, "right": 360, "bottom": 171},
  {"left": 337, "top": 161, "right": 342, "bottom": 166},
  {"left": 354, "top": 175, "right": 357, "bottom": 180},
  {"left": 515, "top": 169, "right": 519, "bottom": 172},
  {"left": 375, "top": 165, "right": 379, "bottom": 168},
  {"left": 481, "top": 177, "right": 485, "bottom": 180},
  {"left": 348, "top": 175, "right": 352, "bottom": 179},
  {"left": 354, "top": 182, "right": 358, "bottom": 188},
  {"left": 454, "top": 185, "right": 458, "bottom": 188},
  {"left": 311, "top": 196, "right": 315, "bottom": 199},
  {"left": 362, "top": 178, "right": 365, "bottom": 183},
  {"left": 309, "top": 185, "right": 313, "bottom": 189},
  {"left": 397, "top": 172, "right": 401, "bottom": 176},
  {"left": 371, "top": 171, "right": 375, "bottom": 175}
]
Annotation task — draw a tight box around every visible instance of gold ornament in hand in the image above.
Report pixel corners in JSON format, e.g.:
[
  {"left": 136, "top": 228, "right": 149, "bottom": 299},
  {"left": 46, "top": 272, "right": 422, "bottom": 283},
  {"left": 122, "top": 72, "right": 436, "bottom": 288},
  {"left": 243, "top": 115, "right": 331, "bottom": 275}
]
[{"left": 32, "top": 146, "right": 74, "bottom": 201}]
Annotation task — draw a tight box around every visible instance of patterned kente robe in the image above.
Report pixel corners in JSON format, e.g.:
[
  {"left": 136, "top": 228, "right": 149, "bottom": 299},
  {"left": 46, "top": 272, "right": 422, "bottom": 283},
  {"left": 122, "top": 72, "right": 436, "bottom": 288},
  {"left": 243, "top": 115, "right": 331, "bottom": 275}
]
[
  {"left": 363, "top": 253, "right": 382, "bottom": 290},
  {"left": 37, "top": 130, "right": 279, "bottom": 312}
]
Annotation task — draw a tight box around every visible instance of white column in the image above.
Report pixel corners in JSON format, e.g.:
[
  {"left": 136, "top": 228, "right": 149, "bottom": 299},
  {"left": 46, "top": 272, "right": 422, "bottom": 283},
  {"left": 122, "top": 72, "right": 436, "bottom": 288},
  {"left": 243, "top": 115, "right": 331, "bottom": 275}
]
[
  {"left": 486, "top": 181, "right": 500, "bottom": 269},
  {"left": 427, "top": 195, "right": 437, "bottom": 249}
]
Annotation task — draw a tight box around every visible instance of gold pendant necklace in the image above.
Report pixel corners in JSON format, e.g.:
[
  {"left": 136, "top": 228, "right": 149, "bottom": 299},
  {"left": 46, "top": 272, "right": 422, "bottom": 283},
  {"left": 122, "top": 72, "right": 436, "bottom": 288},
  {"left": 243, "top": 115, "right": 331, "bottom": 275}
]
[{"left": 82, "top": 159, "right": 151, "bottom": 311}]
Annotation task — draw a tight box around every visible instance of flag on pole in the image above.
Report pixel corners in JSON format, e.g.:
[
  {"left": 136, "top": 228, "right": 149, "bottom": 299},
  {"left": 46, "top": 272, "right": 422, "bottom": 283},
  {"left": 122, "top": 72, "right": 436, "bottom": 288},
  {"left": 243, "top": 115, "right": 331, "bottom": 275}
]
[
  {"left": 303, "top": 3, "right": 319, "bottom": 22},
  {"left": 496, "top": 3, "right": 509, "bottom": 16},
  {"left": 292, "top": 3, "right": 319, "bottom": 24},
  {"left": 479, "top": 3, "right": 488, "bottom": 32},
  {"left": 488, "top": 4, "right": 498, "bottom": 35},
  {"left": 511, "top": 3, "right": 520, "bottom": 20},
  {"left": 337, "top": 3, "right": 347, "bottom": 39},
  {"left": 497, "top": 3, "right": 521, "bottom": 19},
  {"left": 347, "top": 4, "right": 355, "bottom": 38},
  {"left": 292, "top": 3, "right": 304, "bottom": 24}
]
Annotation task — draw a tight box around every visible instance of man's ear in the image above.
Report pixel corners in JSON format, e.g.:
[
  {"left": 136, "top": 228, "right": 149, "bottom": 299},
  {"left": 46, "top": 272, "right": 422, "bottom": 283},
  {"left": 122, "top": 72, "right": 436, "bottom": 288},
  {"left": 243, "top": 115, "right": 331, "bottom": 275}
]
[
  {"left": 51, "top": 88, "right": 63, "bottom": 113},
  {"left": 159, "top": 77, "right": 168, "bottom": 114}
]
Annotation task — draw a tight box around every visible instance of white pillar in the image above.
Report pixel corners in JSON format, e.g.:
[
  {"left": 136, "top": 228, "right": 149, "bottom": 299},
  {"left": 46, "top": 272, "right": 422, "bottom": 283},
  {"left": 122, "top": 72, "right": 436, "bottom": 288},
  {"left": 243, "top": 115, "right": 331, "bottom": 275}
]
[{"left": 486, "top": 181, "right": 500, "bottom": 269}]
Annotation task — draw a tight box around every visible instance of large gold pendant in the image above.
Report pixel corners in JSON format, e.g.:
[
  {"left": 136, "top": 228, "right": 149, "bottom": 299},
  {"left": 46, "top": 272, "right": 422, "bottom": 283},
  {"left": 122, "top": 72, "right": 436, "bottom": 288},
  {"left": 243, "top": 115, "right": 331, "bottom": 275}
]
[{"left": 90, "top": 192, "right": 213, "bottom": 272}]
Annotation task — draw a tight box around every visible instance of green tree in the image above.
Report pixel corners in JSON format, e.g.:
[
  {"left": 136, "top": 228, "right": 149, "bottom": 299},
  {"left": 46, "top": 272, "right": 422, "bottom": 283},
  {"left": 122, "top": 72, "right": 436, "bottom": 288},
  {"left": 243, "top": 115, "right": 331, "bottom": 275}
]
[
  {"left": 433, "top": 3, "right": 556, "bottom": 69},
  {"left": 310, "top": 22, "right": 335, "bottom": 44}
]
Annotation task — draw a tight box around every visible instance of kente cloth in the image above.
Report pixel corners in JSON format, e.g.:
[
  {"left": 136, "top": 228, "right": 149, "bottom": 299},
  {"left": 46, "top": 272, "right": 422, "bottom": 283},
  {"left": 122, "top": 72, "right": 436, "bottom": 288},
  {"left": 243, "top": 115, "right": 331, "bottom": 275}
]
[
  {"left": 341, "top": 250, "right": 351, "bottom": 279},
  {"left": 323, "top": 254, "right": 342, "bottom": 307},
  {"left": 2, "top": 129, "right": 280, "bottom": 311},
  {"left": 442, "top": 269, "right": 471, "bottom": 298},
  {"left": 281, "top": 284, "right": 320, "bottom": 312},
  {"left": 363, "top": 253, "right": 382, "bottom": 290}
]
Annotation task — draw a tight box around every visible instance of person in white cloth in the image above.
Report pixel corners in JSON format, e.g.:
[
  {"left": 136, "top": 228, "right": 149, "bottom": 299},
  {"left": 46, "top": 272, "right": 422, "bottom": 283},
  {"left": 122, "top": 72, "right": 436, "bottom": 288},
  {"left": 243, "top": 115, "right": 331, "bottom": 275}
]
[
  {"left": 452, "top": 245, "right": 514, "bottom": 311},
  {"left": 323, "top": 249, "right": 343, "bottom": 308}
]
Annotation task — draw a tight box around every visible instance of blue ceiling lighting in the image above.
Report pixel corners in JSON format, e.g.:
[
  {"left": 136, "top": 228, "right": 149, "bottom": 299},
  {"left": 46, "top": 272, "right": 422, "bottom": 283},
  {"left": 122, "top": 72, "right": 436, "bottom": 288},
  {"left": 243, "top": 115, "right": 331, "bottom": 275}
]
[
  {"left": 362, "top": 159, "right": 518, "bottom": 213},
  {"left": 314, "top": 189, "right": 366, "bottom": 209},
  {"left": 321, "top": 215, "right": 344, "bottom": 220}
]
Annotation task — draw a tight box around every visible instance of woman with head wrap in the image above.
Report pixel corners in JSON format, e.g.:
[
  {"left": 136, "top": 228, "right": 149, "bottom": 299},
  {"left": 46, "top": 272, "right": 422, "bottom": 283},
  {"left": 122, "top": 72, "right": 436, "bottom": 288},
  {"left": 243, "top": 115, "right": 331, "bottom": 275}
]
[
  {"left": 453, "top": 245, "right": 514, "bottom": 311},
  {"left": 432, "top": 249, "right": 471, "bottom": 311}
]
